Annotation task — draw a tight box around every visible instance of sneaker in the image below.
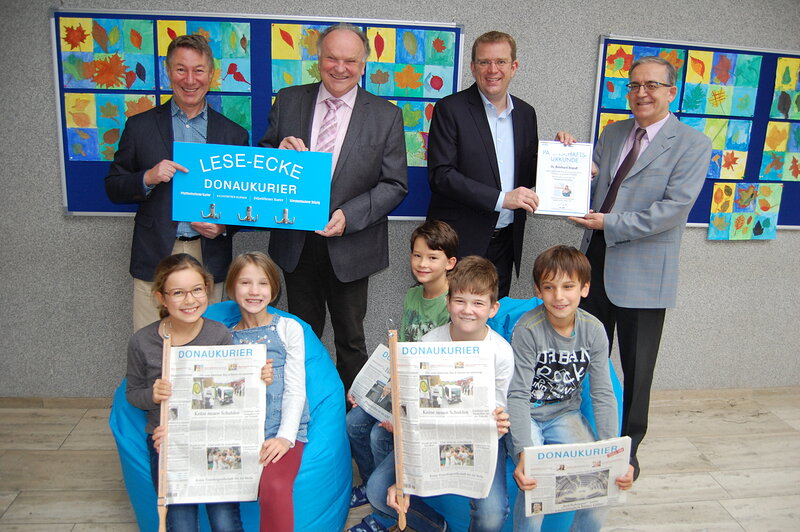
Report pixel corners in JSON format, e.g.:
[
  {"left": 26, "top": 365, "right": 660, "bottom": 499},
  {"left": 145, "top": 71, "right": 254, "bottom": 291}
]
[
  {"left": 348, "top": 515, "right": 388, "bottom": 532},
  {"left": 349, "top": 484, "right": 369, "bottom": 508}
]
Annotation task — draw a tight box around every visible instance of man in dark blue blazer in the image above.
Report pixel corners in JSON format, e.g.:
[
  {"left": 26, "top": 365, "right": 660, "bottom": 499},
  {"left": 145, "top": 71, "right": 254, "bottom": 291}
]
[
  {"left": 426, "top": 31, "right": 538, "bottom": 298},
  {"left": 106, "top": 35, "right": 249, "bottom": 330},
  {"left": 259, "top": 24, "right": 407, "bottom": 391}
]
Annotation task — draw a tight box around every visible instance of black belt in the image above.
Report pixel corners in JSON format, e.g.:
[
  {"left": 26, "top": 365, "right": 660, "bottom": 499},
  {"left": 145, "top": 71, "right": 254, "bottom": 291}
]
[
  {"left": 491, "top": 224, "right": 513, "bottom": 238},
  {"left": 177, "top": 235, "right": 201, "bottom": 241}
]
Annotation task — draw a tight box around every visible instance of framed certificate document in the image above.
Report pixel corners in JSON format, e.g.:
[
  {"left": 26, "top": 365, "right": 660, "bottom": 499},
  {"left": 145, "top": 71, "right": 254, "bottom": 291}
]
[{"left": 534, "top": 141, "right": 593, "bottom": 217}]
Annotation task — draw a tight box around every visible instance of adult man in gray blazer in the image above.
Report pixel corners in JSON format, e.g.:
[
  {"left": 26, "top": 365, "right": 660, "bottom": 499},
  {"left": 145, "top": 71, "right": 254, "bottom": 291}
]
[
  {"left": 259, "top": 24, "right": 407, "bottom": 391},
  {"left": 569, "top": 56, "right": 711, "bottom": 480}
]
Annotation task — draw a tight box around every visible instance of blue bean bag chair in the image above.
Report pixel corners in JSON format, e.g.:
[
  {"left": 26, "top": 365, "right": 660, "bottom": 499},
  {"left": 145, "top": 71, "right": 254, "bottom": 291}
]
[
  {"left": 420, "top": 296, "right": 624, "bottom": 532},
  {"left": 109, "top": 301, "right": 350, "bottom": 531}
]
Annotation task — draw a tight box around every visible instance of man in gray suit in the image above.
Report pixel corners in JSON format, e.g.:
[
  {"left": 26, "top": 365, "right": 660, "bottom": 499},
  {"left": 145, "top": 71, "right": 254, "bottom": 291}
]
[
  {"left": 259, "top": 24, "right": 407, "bottom": 391},
  {"left": 569, "top": 56, "right": 711, "bottom": 480}
]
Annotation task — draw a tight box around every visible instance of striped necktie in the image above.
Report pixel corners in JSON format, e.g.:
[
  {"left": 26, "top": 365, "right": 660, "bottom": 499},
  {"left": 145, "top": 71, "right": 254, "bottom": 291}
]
[{"left": 317, "top": 98, "right": 344, "bottom": 153}]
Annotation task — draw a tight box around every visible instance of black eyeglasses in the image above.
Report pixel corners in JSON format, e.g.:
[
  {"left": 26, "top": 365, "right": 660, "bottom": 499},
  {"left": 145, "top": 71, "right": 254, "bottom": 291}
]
[{"left": 626, "top": 82, "right": 672, "bottom": 93}]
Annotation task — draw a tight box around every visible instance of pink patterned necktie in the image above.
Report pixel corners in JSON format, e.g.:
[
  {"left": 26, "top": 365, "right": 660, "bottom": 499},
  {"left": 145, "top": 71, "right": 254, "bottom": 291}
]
[
  {"left": 316, "top": 98, "right": 344, "bottom": 153},
  {"left": 600, "top": 127, "right": 646, "bottom": 214}
]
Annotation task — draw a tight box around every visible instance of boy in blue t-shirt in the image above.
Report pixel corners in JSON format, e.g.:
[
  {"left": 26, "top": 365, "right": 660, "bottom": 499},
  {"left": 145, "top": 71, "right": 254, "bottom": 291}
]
[
  {"left": 507, "top": 245, "right": 634, "bottom": 532},
  {"left": 347, "top": 221, "right": 458, "bottom": 532}
]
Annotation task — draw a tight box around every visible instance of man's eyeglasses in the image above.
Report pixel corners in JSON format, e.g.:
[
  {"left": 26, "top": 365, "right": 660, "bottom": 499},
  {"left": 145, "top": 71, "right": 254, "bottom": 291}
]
[
  {"left": 162, "top": 286, "right": 207, "bottom": 301},
  {"left": 474, "top": 59, "right": 513, "bottom": 69},
  {"left": 626, "top": 81, "right": 672, "bottom": 92}
]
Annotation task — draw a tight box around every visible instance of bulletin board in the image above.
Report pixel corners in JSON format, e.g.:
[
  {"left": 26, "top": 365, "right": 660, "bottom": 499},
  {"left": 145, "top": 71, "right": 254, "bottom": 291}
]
[
  {"left": 51, "top": 9, "right": 464, "bottom": 217},
  {"left": 592, "top": 35, "right": 800, "bottom": 238}
]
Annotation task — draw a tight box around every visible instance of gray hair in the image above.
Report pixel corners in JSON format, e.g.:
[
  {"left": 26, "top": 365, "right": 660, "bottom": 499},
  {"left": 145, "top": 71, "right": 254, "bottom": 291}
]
[
  {"left": 166, "top": 34, "right": 214, "bottom": 71},
  {"left": 629, "top": 56, "right": 677, "bottom": 86},
  {"left": 317, "top": 23, "right": 370, "bottom": 60}
]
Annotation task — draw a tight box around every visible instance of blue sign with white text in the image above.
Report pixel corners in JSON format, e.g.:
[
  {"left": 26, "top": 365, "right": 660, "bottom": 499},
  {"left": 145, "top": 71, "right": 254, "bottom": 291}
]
[{"left": 172, "top": 142, "right": 332, "bottom": 231}]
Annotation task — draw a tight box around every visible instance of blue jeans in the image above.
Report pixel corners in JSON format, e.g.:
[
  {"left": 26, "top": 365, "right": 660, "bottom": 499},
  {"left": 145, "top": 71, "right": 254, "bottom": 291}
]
[
  {"left": 512, "top": 411, "right": 607, "bottom": 532},
  {"left": 367, "top": 438, "right": 509, "bottom": 532},
  {"left": 147, "top": 435, "right": 243, "bottom": 532},
  {"left": 346, "top": 405, "right": 394, "bottom": 484}
]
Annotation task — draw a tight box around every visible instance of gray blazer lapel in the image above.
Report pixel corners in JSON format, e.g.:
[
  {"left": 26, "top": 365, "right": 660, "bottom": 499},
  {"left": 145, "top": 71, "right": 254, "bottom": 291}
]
[
  {"left": 300, "top": 83, "right": 319, "bottom": 145},
  {"left": 626, "top": 115, "right": 678, "bottom": 178},
  {"left": 607, "top": 120, "right": 634, "bottom": 175}
]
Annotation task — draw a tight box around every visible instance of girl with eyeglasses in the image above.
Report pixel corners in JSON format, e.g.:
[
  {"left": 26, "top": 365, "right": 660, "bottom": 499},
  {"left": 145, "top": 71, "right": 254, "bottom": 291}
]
[{"left": 125, "top": 253, "right": 244, "bottom": 531}]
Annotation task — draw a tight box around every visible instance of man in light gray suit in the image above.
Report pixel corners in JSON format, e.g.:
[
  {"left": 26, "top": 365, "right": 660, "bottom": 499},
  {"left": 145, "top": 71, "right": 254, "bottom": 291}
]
[
  {"left": 259, "top": 23, "right": 407, "bottom": 392},
  {"left": 569, "top": 56, "right": 711, "bottom": 480}
]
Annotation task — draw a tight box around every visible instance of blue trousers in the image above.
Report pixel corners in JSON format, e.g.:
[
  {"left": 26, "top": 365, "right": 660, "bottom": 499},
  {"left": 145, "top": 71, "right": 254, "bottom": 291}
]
[
  {"left": 346, "top": 405, "right": 394, "bottom": 484},
  {"left": 512, "top": 411, "right": 607, "bottom": 532},
  {"left": 367, "top": 437, "right": 509, "bottom": 532}
]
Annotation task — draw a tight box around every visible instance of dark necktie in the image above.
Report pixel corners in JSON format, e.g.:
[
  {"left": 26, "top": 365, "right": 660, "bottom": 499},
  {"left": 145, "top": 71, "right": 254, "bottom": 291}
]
[{"left": 600, "top": 127, "right": 646, "bottom": 213}]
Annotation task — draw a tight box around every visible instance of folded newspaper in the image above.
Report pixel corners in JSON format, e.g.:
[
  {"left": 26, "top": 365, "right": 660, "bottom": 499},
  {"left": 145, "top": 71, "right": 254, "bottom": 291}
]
[
  {"left": 523, "top": 436, "right": 631, "bottom": 516},
  {"left": 350, "top": 344, "right": 393, "bottom": 423},
  {"left": 164, "top": 344, "right": 267, "bottom": 504}
]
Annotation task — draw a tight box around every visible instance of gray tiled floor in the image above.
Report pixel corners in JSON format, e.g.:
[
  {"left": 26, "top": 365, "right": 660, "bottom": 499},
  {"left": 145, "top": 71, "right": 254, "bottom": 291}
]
[{"left": 1, "top": 388, "right": 798, "bottom": 531}]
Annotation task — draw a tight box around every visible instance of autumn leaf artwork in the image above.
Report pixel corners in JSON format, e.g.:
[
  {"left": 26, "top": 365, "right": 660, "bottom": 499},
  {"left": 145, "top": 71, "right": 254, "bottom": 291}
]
[
  {"left": 396, "top": 100, "right": 431, "bottom": 167},
  {"left": 680, "top": 117, "right": 752, "bottom": 180},
  {"left": 62, "top": 23, "right": 90, "bottom": 51},
  {"left": 764, "top": 122, "right": 789, "bottom": 151},
  {"left": 64, "top": 94, "right": 98, "bottom": 160},
  {"left": 300, "top": 28, "right": 321, "bottom": 59},
  {"left": 659, "top": 49, "right": 684, "bottom": 72},
  {"left": 60, "top": 18, "right": 155, "bottom": 90},
  {"left": 271, "top": 24, "right": 326, "bottom": 91},
  {"left": 405, "top": 131, "right": 428, "bottom": 167},
  {"left": 759, "top": 122, "right": 800, "bottom": 181},
  {"left": 729, "top": 213, "right": 755, "bottom": 240},
  {"left": 64, "top": 92, "right": 155, "bottom": 161},
  {"left": 367, "top": 68, "right": 392, "bottom": 96},
  {"left": 733, "top": 184, "right": 757, "bottom": 210},
  {"left": 424, "top": 30, "right": 455, "bottom": 67},
  {"left": 789, "top": 156, "right": 800, "bottom": 181},
  {"left": 272, "top": 23, "right": 323, "bottom": 61},
  {"left": 708, "top": 182, "right": 783, "bottom": 241},
  {"left": 770, "top": 57, "right": 800, "bottom": 120},
  {"left": 722, "top": 151, "right": 740, "bottom": 172},
  {"left": 683, "top": 51, "right": 760, "bottom": 117},
  {"left": 711, "top": 183, "right": 734, "bottom": 213},
  {"left": 605, "top": 46, "right": 633, "bottom": 77},
  {"left": 761, "top": 153, "right": 784, "bottom": 177},
  {"left": 205, "top": 95, "right": 252, "bottom": 133},
  {"left": 751, "top": 183, "right": 784, "bottom": 240},
  {"left": 396, "top": 30, "right": 424, "bottom": 64},
  {"left": 682, "top": 84, "right": 707, "bottom": 113},
  {"left": 93, "top": 54, "right": 128, "bottom": 88},
  {"left": 395, "top": 64, "right": 423, "bottom": 96},
  {"left": 223, "top": 63, "right": 251, "bottom": 85},
  {"left": 601, "top": 45, "right": 685, "bottom": 111},
  {"left": 374, "top": 32, "right": 386, "bottom": 62},
  {"left": 154, "top": 21, "right": 252, "bottom": 93}
]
